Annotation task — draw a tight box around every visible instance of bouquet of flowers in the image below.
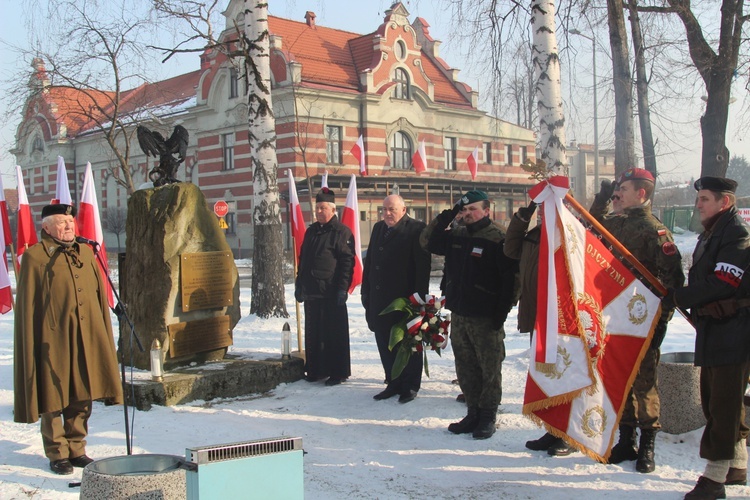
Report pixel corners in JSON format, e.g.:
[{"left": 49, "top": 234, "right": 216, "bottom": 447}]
[{"left": 380, "top": 293, "right": 451, "bottom": 379}]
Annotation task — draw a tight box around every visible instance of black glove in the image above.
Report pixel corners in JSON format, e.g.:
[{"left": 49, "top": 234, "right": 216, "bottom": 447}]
[
  {"left": 517, "top": 202, "right": 537, "bottom": 222},
  {"left": 594, "top": 179, "right": 616, "bottom": 205},
  {"left": 661, "top": 289, "right": 676, "bottom": 311},
  {"left": 294, "top": 287, "right": 304, "bottom": 303},
  {"left": 437, "top": 205, "right": 461, "bottom": 225},
  {"left": 336, "top": 289, "right": 348, "bottom": 306}
]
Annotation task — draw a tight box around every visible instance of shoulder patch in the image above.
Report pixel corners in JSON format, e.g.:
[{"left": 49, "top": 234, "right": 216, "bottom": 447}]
[
  {"left": 657, "top": 228, "right": 667, "bottom": 237},
  {"left": 661, "top": 241, "right": 677, "bottom": 256}
]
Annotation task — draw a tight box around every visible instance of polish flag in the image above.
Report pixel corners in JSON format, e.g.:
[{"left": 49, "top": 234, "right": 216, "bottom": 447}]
[
  {"left": 341, "top": 174, "right": 363, "bottom": 293},
  {"left": 0, "top": 174, "right": 13, "bottom": 249},
  {"left": 287, "top": 169, "right": 307, "bottom": 266},
  {"left": 53, "top": 156, "right": 73, "bottom": 205},
  {"left": 412, "top": 140, "right": 427, "bottom": 174},
  {"left": 321, "top": 171, "right": 329, "bottom": 189},
  {"left": 15, "top": 165, "right": 38, "bottom": 268},
  {"left": 77, "top": 162, "right": 114, "bottom": 307},
  {"left": 467, "top": 146, "right": 479, "bottom": 180},
  {"left": 350, "top": 135, "right": 367, "bottom": 176}
]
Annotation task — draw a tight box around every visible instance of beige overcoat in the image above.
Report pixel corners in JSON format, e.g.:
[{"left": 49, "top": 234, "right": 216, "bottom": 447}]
[{"left": 13, "top": 232, "right": 123, "bottom": 423}]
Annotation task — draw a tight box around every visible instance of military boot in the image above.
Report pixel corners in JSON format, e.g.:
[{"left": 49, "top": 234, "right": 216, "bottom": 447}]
[
  {"left": 684, "top": 476, "right": 726, "bottom": 499},
  {"left": 448, "top": 406, "right": 479, "bottom": 434},
  {"left": 608, "top": 425, "right": 638, "bottom": 464},
  {"left": 636, "top": 429, "right": 657, "bottom": 473},
  {"left": 472, "top": 407, "right": 498, "bottom": 439}
]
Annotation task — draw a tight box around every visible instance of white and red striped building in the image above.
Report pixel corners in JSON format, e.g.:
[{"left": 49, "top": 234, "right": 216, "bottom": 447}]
[{"left": 12, "top": 1, "right": 537, "bottom": 253}]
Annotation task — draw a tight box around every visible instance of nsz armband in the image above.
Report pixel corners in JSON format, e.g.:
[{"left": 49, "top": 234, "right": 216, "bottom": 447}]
[{"left": 714, "top": 262, "right": 744, "bottom": 287}]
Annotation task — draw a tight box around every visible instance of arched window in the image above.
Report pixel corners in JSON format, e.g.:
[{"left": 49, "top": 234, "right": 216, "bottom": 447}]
[
  {"left": 391, "top": 131, "right": 412, "bottom": 170},
  {"left": 393, "top": 68, "right": 410, "bottom": 100}
]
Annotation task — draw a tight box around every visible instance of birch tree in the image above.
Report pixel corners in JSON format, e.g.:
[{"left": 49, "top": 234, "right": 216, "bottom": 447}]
[
  {"left": 532, "top": 0, "right": 567, "bottom": 173},
  {"left": 244, "top": 0, "right": 287, "bottom": 318}
]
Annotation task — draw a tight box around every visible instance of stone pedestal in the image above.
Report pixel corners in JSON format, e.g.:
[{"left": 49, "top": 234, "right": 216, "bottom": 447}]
[
  {"left": 658, "top": 352, "right": 706, "bottom": 434},
  {"left": 121, "top": 183, "right": 241, "bottom": 369},
  {"left": 80, "top": 454, "right": 186, "bottom": 500}
]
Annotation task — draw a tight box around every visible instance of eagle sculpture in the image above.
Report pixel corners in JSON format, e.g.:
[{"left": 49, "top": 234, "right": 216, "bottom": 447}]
[{"left": 136, "top": 124, "right": 189, "bottom": 187}]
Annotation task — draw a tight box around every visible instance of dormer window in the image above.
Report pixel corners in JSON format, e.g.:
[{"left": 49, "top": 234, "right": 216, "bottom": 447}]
[{"left": 393, "top": 68, "right": 410, "bottom": 100}]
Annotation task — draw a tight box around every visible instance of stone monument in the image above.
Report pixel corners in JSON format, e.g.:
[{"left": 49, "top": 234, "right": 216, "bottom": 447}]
[{"left": 120, "top": 182, "right": 241, "bottom": 370}]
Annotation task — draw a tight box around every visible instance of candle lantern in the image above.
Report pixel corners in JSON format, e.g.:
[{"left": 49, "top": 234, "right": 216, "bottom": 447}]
[
  {"left": 281, "top": 322, "right": 291, "bottom": 359},
  {"left": 150, "top": 338, "right": 164, "bottom": 382}
]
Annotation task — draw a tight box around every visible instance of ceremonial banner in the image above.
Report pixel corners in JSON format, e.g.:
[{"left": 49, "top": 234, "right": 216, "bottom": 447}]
[{"left": 523, "top": 177, "right": 661, "bottom": 462}]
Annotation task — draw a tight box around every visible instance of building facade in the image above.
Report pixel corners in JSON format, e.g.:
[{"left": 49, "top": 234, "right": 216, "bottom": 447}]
[{"left": 13, "top": 2, "right": 537, "bottom": 253}]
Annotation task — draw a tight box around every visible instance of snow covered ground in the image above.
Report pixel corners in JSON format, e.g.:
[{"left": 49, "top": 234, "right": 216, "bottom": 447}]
[{"left": 1, "top": 231, "right": 748, "bottom": 499}]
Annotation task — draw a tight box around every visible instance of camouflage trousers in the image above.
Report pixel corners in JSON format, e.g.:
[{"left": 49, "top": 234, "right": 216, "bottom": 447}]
[
  {"left": 450, "top": 313, "right": 506, "bottom": 410},
  {"left": 620, "top": 347, "right": 660, "bottom": 430}
]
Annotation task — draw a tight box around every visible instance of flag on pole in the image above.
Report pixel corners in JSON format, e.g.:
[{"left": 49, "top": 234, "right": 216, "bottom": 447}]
[
  {"left": 467, "top": 146, "right": 479, "bottom": 180},
  {"left": 341, "top": 174, "right": 363, "bottom": 293},
  {"left": 15, "top": 165, "right": 38, "bottom": 267},
  {"left": 522, "top": 176, "right": 661, "bottom": 463},
  {"left": 0, "top": 217, "right": 11, "bottom": 313},
  {"left": 412, "top": 140, "right": 427, "bottom": 174},
  {"left": 53, "top": 156, "right": 73, "bottom": 205},
  {"left": 350, "top": 135, "right": 367, "bottom": 176},
  {"left": 287, "top": 169, "right": 306, "bottom": 266},
  {"left": 0, "top": 173, "right": 13, "bottom": 248},
  {"left": 77, "top": 162, "right": 114, "bottom": 307},
  {"left": 321, "top": 171, "right": 329, "bottom": 189}
]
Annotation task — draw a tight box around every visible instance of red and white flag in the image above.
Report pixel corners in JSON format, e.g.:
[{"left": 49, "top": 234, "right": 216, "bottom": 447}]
[
  {"left": 523, "top": 176, "right": 661, "bottom": 463},
  {"left": 0, "top": 174, "right": 11, "bottom": 313},
  {"left": 467, "top": 146, "right": 479, "bottom": 180},
  {"left": 15, "top": 165, "right": 38, "bottom": 268},
  {"left": 287, "top": 169, "right": 307, "bottom": 266},
  {"left": 53, "top": 156, "right": 73, "bottom": 205},
  {"left": 412, "top": 140, "right": 427, "bottom": 174},
  {"left": 341, "top": 174, "right": 363, "bottom": 293},
  {"left": 0, "top": 173, "right": 13, "bottom": 250},
  {"left": 350, "top": 135, "right": 367, "bottom": 176},
  {"left": 321, "top": 171, "right": 329, "bottom": 189},
  {"left": 77, "top": 162, "right": 114, "bottom": 307}
]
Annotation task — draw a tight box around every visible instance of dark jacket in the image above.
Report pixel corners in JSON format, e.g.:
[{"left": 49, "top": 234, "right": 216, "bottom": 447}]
[
  {"left": 598, "top": 204, "right": 685, "bottom": 348},
  {"left": 295, "top": 216, "right": 355, "bottom": 300},
  {"left": 504, "top": 212, "right": 540, "bottom": 334},
  {"left": 423, "top": 209, "right": 518, "bottom": 326},
  {"left": 673, "top": 206, "right": 750, "bottom": 366},
  {"left": 361, "top": 216, "right": 431, "bottom": 332}
]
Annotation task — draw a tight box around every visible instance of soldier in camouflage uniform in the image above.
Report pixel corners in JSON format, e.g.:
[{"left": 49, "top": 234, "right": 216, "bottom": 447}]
[
  {"left": 422, "top": 190, "right": 519, "bottom": 439},
  {"left": 594, "top": 168, "right": 685, "bottom": 473}
]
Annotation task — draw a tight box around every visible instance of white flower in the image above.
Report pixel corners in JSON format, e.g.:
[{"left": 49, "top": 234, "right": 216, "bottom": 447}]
[
  {"left": 429, "top": 316, "right": 438, "bottom": 325},
  {"left": 421, "top": 322, "right": 429, "bottom": 331}
]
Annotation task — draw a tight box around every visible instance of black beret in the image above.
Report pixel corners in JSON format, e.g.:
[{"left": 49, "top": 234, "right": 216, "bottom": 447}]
[
  {"left": 460, "top": 190, "right": 489, "bottom": 206},
  {"left": 41, "top": 203, "right": 77, "bottom": 218},
  {"left": 694, "top": 176, "right": 738, "bottom": 193},
  {"left": 316, "top": 187, "right": 335, "bottom": 204}
]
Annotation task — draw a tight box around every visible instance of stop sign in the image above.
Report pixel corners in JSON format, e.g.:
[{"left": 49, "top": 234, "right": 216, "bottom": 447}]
[{"left": 214, "top": 200, "right": 229, "bottom": 217}]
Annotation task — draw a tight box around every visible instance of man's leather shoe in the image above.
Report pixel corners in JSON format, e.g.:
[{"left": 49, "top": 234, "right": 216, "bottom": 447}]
[
  {"left": 726, "top": 467, "right": 747, "bottom": 486},
  {"left": 456, "top": 393, "right": 466, "bottom": 403},
  {"left": 49, "top": 459, "right": 74, "bottom": 475},
  {"left": 684, "top": 476, "right": 726, "bottom": 499},
  {"left": 325, "top": 377, "right": 343, "bottom": 386},
  {"left": 70, "top": 455, "right": 94, "bottom": 468},
  {"left": 547, "top": 438, "right": 574, "bottom": 456},
  {"left": 398, "top": 390, "right": 418, "bottom": 404},
  {"left": 304, "top": 375, "right": 319, "bottom": 382},
  {"left": 525, "top": 432, "right": 557, "bottom": 451},
  {"left": 373, "top": 386, "right": 399, "bottom": 400}
]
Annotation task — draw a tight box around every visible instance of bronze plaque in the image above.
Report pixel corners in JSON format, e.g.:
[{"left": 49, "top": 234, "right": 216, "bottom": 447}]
[
  {"left": 168, "top": 315, "right": 233, "bottom": 358},
  {"left": 181, "top": 251, "right": 234, "bottom": 312}
]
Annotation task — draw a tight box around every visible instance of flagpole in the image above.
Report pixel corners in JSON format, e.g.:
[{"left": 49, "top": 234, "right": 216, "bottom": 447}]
[
  {"left": 7, "top": 243, "right": 14, "bottom": 309},
  {"left": 564, "top": 193, "right": 691, "bottom": 323},
  {"left": 292, "top": 244, "right": 304, "bottom": 359}
]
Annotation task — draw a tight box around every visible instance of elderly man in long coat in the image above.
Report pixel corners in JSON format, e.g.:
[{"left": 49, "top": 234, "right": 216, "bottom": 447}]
[{"left": 14, "top": 204, "right": 122, "bottom": 475}]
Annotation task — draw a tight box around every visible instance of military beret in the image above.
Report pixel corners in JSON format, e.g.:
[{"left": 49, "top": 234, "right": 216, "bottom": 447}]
[
  {"left": 460, "top": 190, "right": 489, "bottom": 206},
  {"left": 315, "top": 187, "right": 335, "bottom": 204},
  {"left": 694, "top": 176, "right": 738, "bottom": 193},
  {"left": 617, "top": 168, "right": 655, "bottom": 184},
  {"left": 41, "top": 203, "right": 77, "bottom": 218}
]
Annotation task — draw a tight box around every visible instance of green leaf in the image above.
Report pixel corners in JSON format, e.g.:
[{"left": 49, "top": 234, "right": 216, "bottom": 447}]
[
  {"left": 389, "top": 323, "right": 406, "bottom": 351},
  {"left": 423, "top": 351, "right": 430, "bottom": 378},
  {"left": 391, "top": 346, "right": 411, "bottom": 380},
  {"left": 380, "top": 297, "right": 411, "bottom": 315}
]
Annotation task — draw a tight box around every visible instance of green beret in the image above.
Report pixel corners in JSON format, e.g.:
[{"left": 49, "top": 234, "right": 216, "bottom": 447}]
[
  {"left": 694, "top": 176, "right": 738, "bottom": 193},
  {"left": 41, "top": 203, "right": 77, "bottom": 218},
  {"left": 460, "top": 190, "right": 489, "bottom": 206}
]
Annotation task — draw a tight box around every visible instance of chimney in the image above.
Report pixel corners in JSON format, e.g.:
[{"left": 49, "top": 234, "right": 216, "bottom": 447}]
[{"left": 305, "top": 11, "right": 316, "bottom": 28}]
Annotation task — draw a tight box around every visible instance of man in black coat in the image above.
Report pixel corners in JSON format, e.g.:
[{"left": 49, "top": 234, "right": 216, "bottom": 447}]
[
  {"left": 295, "top": 188, "right": 355, "bottom": 386},
  {"left": 362, "top": 195, "right": 431, "bottom": 403},
  {"left": 664, "top": 177, "right": 750, "bottom": 499}
]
